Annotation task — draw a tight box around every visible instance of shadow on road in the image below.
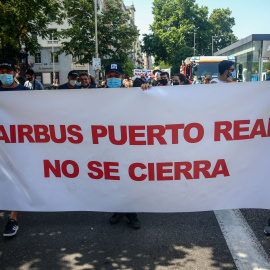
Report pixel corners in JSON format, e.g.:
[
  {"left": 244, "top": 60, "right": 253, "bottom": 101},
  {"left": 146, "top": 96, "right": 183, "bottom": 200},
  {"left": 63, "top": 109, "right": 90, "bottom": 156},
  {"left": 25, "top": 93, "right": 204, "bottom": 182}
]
[{"left": 1, "top": 210, "right": 265, "bottom": 269}]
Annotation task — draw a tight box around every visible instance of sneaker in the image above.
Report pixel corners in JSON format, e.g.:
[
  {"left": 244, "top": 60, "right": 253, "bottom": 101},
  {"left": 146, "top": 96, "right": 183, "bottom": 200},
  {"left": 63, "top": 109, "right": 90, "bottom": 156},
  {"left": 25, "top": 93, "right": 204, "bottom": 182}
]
[
  {"left": 109, "top": 213, "right": 124, "bottom": 224},
  {"left": 264, "top": 225, "right": 270, "bottom": 236},
  {"left": 3, "top": 219, "right": 19, "bottom": 237},
  {"left": 126, "top": 214, "right": 141, "bottom": 229},
  {"left": 264, "top": 217, "right": 270, "bottom": 236}
]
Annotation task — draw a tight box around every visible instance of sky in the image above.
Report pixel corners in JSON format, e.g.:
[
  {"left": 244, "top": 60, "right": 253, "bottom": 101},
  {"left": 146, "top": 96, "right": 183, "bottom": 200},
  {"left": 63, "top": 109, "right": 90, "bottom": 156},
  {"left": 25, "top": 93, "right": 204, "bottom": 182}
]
[{"left": 123, "top": 0, "right": 269, "bottom": 40}]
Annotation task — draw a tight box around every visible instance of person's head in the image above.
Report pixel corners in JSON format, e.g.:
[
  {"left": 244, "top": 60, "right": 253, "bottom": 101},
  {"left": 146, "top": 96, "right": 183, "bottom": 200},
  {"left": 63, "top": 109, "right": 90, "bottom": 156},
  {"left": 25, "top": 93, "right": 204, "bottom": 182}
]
[
  {"left": 105, "top": 63, "right": 124, "bottom": 88},
  {"left": 124, "top": 80, "right": 132, "bottom": 87},
  {"left": 15, "top": 65, "right": 21, "bottom": 77},
  {"left": 68, "top": 70, "right": 79, "bottom": 86},
  {"left": 133, "top": 78, "right": 144, "bottom": 87},
  {"left": 204, "top": 75, "right": 211, "bottom": 84},
  {"left": 153, "top": 66, "right": 161, "bottom": 75},
  {"left": 101, "top": 80, "right": 106, "bottom": 88},
  {"left": 79, "top": 72, "right": 89, "bottom": 88},
  {"left": 172, "top": 73, "right": 186, "bottom": 85},
  {"left": 160, "top": 72, "right": 169, "bottom": 86},
  {"left": 25, "top": 69, "right": 35, "bottom": 82},
  {"left": 89, "top": 74, "right": 96, "bottom": 85},
  {"left": 218, "top": 60, "right": 235, "bottom": 77},
  {"left": 0, "top": 59, "right": 16, "bottom": 87}
]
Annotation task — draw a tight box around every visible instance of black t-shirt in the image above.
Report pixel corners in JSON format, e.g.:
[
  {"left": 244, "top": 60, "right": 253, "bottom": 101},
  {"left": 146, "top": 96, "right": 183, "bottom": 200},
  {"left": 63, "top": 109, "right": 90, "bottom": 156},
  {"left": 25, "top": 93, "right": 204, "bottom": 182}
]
[
  {"left": 0, "top": 84, "right": 30, "bottom": 91},
  {"left": 80, "top": 84, "right": 96, "bottom": 89},
  {"left": 58, "top": 83, "right": 79, "bottom": 89},
  {"left": 17, "top": 76, "right": 26, "bottom": 85}
]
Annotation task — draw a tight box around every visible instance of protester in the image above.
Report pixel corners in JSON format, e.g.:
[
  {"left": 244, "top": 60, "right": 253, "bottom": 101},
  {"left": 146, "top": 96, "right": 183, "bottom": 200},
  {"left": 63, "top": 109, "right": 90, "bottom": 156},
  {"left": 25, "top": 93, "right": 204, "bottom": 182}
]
[
  {"left": 89, "top": 74, "right": 96, "bottom": 87},
  {"left": 158, "top": 71, "right": 170, "bottom": 86},
  {"left": 0, "top": 59, "right": 31, "bottom": 237},
  {"left": 0, "top": 59, "right": 30, "bottom": 91},
  {"left": 172, "top": 73, "right": 189, "bottom": 85},
  {"left": 24, "top": 69, "right": 44, "bottom": 90},
  {"left": 58, "top": 70, "right": 80, "bottom": 89},
  {"left": 192, "top": 75, "right": 200, "bottom": 84},
  {"left": 79, "top": 72, "right": 96, "bottom": 89},
  {"left": 124, "top": 79, "right": 132, "bottom": 88},
  {"left": 105, "top": 62, "right": 152, "bottom": 229},
  {"left": 152, "top": 66, "right": 162, "bottom": 86},
  {"left": 100, "top": 80, "right": 106, "bottom": 88},
  {"left": 132, "top": 78, "right": 144, "bottom": 87},
  {"left": 15, "top": 65, "right": 26, "bottom": 85},
  {"left": 210, "top": 60, "right": 234, "bottom": 83},
  {"left": 202, "top": 75, "right": 211, "bottom": 84}
]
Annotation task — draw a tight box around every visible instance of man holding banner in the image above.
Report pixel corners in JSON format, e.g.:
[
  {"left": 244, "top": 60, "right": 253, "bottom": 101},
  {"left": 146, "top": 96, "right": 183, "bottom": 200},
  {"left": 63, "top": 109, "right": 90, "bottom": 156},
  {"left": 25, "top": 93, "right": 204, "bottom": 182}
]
[
  {"left": 105, "top": 62, "right": 141, "bottom": 229},
  {"left": 0, "top": 59, "right": 31, "bottom": 237}
]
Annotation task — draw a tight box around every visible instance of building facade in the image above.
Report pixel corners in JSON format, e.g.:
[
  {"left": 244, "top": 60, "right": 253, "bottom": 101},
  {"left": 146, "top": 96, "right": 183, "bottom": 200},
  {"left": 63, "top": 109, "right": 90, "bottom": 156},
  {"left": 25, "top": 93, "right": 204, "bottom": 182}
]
[
  {"left": 143, "top": 53, "right": 153, "bottom": 71},
  {"left": 29, "top": 0, "right": 141, "bottom": 85},
  {"left": 214, "top": 34, "right": 270, "bottom": 82}
]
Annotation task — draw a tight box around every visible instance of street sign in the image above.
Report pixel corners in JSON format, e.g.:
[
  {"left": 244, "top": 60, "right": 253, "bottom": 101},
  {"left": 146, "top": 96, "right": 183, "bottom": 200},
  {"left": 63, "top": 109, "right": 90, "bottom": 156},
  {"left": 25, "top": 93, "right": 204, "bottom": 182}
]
[{"left": 93, "top": 58, "right": 101, "bottom": 71}]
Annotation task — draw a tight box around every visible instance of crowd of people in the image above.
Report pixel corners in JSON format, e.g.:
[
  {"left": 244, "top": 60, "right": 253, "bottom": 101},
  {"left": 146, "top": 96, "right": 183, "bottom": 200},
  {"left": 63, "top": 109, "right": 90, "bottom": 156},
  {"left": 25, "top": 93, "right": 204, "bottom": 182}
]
[{"left": 0, "top": 58, "right": 269, "bottom": 237}]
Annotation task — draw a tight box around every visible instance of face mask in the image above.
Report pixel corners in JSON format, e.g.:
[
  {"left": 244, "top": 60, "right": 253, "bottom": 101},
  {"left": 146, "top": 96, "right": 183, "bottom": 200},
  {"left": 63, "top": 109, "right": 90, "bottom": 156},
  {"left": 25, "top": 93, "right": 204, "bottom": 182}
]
[
  {"left": 160, "top": 79, "right": 168, "bottom": 86},
  {"left": 173, "top": 82, "right": 180, "bottom": 85},
  {"left": 0, "top": 74, "right": 14, "bottom": 86},
  {"left": 107, "top": 78, "right": 122, "bottom": 88},
  {"left": 231, "top": 71, "right": 235, "bottom": 78},
  {"left": 69, "top": 80, "right": 77, "bottom": 86},
  {"left": 76, "top": 82, "right": 81, "bottom": 86}
]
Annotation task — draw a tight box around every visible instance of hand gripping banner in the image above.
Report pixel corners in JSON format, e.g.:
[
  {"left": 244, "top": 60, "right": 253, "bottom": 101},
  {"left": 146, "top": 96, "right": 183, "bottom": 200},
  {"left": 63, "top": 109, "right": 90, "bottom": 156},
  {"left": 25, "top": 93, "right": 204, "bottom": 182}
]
[{"left": 1, "top": 82, "right": 270, "bottom": 212}]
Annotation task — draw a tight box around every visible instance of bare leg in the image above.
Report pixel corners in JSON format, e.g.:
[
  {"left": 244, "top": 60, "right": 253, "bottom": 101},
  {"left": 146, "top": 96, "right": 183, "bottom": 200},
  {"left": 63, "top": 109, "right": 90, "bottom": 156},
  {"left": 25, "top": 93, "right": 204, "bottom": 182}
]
[{"left": 9, "top": 211, "right": 18, "bottom": 221}]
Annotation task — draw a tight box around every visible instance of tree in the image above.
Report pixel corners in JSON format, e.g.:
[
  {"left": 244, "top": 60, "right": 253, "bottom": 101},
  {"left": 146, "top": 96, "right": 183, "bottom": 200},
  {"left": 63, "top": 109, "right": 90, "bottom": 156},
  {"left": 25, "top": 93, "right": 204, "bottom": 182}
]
[
  {"left": 142, "top": 0, "right": 237, "bottom": 70},
  {"left": 0, "top": 0, "right": 65, "bottom": 62},
  {"left": 209, "top": 8, "right": 238, "bottom": 54},
  {"left": 58, "top": 0, "right": 139, "bottom": 73}
]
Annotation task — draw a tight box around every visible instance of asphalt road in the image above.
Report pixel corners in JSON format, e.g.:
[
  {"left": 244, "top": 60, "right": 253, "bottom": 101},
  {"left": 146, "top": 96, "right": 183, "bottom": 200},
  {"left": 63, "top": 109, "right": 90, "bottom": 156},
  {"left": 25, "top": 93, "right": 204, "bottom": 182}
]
[{"left": 0, "top": 209, "right": 269, "bottom": 270}]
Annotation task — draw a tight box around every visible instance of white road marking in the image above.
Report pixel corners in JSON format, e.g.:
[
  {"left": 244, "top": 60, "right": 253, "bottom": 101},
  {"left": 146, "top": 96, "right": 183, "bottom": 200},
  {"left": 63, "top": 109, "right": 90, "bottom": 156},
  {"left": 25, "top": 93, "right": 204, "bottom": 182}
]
[{"left": 214, "top": 209, "right": 270, "bottom": 270}]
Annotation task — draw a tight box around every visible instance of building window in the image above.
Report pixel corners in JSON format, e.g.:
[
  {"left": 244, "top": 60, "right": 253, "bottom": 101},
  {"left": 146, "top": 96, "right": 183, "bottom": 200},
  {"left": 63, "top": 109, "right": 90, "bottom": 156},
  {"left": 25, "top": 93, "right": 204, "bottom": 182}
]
[
  {"left": 48, "top": 29, "right": 58, "bottom": 44},
  {"left": 35, "top": 52, "right": 41, "bottom": 64},
  {"left": 50, "top": 52, "right": 59, "bottom": 63}
]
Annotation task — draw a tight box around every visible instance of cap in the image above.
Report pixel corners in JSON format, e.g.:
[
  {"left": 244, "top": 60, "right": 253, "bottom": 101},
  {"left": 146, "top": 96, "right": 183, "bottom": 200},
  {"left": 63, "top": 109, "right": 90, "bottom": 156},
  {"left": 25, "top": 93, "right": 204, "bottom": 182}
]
[
  {"left": 153, "top": 66, "right": 161, "bottom": 74},
  {"left": 0, "top": 59, "right": 16, "bottom": 71},
  {"left": 105, "top": 63, "right": 123, "bottom": 75},
  {"left": 68, "top": 70, "right": 79, "bottom": 77}
]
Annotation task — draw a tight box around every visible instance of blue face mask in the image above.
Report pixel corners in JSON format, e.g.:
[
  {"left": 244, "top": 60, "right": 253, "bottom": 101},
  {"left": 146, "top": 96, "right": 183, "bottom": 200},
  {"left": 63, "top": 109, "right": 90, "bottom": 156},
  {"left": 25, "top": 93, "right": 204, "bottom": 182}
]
[
  {"left": 107, "top": 78, "right": 122, "bottom": 88},
  {"left": 76, "top": 82, "right": 81, "bottom": 86},
  {"left": 231, "top": 71, "right": 235, "bottom": 78},
  {"left": 0, "top": 74, "right": 14, "bottom": 86}
]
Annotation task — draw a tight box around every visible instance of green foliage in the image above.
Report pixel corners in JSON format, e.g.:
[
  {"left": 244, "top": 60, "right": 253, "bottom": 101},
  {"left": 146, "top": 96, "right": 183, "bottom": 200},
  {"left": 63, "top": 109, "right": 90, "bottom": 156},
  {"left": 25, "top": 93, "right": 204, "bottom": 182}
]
[
  {"left": 158, "top": 61, "right": 172, "bottom": 69},
  {"left": 263, "top": 62, "right": 270, "bottom": 71},
  {"left": 59, "top": 0, "right": 139, "bottom": 71},
  {"left": 142, "top": 0, "right": 238, "bottom": 68},
  {"left": 209, "top": 8, "right": 238, "bottom": 52},
  {"left": 0, "top": 0, "right": 65, "bottom": 61},
  {"left": 171, "top": 46, "right": 193, "bottom": 75}
]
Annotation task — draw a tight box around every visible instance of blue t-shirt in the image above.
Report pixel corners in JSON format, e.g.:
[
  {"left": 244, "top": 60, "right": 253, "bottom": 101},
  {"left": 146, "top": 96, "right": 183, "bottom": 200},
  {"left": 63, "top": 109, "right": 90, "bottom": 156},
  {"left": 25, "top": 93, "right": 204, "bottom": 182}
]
[
  {"left": 0, "top": 84, "right": 30, "bottom": 91},
  {"left": 58, "top": 83, "right": 79, "bottom": 89}
]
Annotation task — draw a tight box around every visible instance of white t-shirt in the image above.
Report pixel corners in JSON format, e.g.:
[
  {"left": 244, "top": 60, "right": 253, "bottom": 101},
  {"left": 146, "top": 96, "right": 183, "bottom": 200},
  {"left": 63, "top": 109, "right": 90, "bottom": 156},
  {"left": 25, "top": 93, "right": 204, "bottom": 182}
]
[{"left": 210, "top": 78, "right": 226, "bottom": 83}]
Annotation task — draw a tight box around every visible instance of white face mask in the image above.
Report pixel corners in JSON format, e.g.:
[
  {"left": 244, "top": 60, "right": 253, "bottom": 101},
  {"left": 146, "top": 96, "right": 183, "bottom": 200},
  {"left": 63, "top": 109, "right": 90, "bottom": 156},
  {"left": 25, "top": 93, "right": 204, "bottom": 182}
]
[{"left": 69, "top": 80, "right": 77, "bottom": 86}]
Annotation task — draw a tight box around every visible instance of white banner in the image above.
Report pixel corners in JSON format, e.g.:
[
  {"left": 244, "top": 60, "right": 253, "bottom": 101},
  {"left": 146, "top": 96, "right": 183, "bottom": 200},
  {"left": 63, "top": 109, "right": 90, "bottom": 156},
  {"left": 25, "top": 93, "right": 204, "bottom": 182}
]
[{"left": 1, "top": 82, "right": 270, "bottom": 212}]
